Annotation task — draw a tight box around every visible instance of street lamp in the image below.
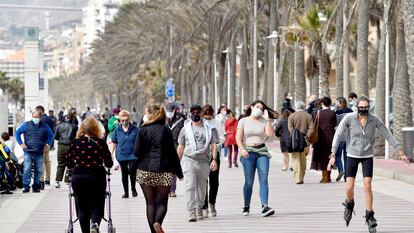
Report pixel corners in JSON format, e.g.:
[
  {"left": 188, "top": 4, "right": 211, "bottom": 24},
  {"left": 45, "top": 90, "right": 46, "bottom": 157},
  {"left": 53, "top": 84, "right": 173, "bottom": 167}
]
[
  {"left": 267, "top": 30, "right": 280, "bottom": 110},
  {"left": 236, "top": 44, "right": 244, "bottom": 109},
  {"left": 222, "top": 48, "right": 230, "bottom": 110}
]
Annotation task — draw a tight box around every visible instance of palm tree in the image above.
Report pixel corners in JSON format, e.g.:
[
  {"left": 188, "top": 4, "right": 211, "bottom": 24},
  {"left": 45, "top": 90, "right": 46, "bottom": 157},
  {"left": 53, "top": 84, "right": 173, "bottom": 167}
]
[
  {"left": 357, "top": 0, "right": 369, "bottom": 97},
  {"left": 392, "top": 1, "right": 412, "bottom": 154},
  {"left": 295, "top": 46, "right": 306, "bottom": 103},
  {"left": 335, "top": 0, "right": 343, "bottom": 98},
  {"left": 404, "top": 0, "right": 414, "bottom": 120}
]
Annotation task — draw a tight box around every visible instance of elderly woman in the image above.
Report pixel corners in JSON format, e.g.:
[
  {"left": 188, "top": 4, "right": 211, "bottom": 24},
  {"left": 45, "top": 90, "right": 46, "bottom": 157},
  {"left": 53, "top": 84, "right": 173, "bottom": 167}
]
[
  {"left": 111, "top": 110, "right": 139, "bottom": 198},
  {"left": 66, "top": 117, "right": 113, "bottom": 233}
]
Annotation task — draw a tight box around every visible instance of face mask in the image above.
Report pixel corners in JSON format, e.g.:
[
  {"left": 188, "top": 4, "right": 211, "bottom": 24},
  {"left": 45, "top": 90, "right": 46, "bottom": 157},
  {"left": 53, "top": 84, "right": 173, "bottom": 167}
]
[
  {"left": 166, "top": 111, "right": 174, "bottom": 118},
  {"left": 358, "top": 108, "right": 369, "bottom": 116},
  {"left": 122, "top": 121, "right": 129, "bottom": 127},
  {"left": 251, "top": 108, "right": 262, "bottom": 117},
  {"left": 191, "top": 114, "right": 201, "bottom": 122},
  {"left": 143, "top": 115, "right": 149, "bottom": 122},
  {"left": 32, "top": 118, "right": 40, "bottom": 124}
]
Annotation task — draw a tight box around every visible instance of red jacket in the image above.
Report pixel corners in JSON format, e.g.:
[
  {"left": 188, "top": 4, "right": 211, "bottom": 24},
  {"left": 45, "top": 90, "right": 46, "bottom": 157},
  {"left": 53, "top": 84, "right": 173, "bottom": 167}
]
[{"left": 225, "top": 117, "right": 238, "bottom": 145}]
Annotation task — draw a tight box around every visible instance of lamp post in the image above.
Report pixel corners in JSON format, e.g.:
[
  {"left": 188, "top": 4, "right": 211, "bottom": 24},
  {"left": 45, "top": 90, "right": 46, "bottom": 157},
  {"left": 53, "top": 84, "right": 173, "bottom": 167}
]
[
  {"left": 267, "top": 30, "right": 280, "bottom": 109},
  {"left": 222, "top": 48, "right": 230, "bottom": 109}
]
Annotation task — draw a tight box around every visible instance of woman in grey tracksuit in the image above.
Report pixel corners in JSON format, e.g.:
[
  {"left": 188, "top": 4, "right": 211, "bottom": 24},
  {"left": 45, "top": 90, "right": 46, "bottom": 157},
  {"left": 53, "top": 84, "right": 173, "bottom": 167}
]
[{"left": 328, "top": 96, "right": 410, "bottom": 233}]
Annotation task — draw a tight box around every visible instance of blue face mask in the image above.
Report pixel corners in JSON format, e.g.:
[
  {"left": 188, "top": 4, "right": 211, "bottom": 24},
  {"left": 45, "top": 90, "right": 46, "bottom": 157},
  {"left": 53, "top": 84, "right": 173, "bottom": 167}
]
[{"left": 32, "top": 118, "right": 40, "bottom": 124}]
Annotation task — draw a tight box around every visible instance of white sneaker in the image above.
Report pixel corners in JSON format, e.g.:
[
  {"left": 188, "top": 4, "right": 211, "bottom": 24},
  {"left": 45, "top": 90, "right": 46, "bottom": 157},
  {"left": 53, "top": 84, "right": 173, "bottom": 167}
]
[
  {"left": 202, "top": 209, "right": 209, "bottom": 218},
  {"left": 54, "top": 182, "right": 61, "bottom": 189},
  {"left": 196, "top": 209, "right": 204, "bottom": 220}
]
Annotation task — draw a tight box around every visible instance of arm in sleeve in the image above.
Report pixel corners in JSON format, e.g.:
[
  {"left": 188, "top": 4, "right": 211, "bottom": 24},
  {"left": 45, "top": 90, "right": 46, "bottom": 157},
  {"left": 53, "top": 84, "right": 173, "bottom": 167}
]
[
  {"left": 164, "top": 127, "right": 183, "bottom": 179},
  {"left": 46, "top": 125, "right": 54, "bottom": 145},
  {"left": 54, "top": 126, "right": 60, "bottom": 141},
  {"left": 331, "top": 115, "right": 350, "bottom": 154},
  {"left": 288, "top": 116, "right": 294, "bottom": 134},
  {"left": 177, "top": 128, "right": 186, "bottom": 160},
  {"left": 100, "top": 140, "right": 114, "bottom": 168},
  {"left": 306, "top": 116, "right": 314, "bottom": 139},
  {"left": 15, "top": 123, "right": 27, "bottom": 145},
  {"left": 130, "top": 129, "right": 143, "bottom": 173},
  {"left": 65, "top": 143, "right": 75, "bottom": 169},
  {"left": 376, "top": 117, "right": 402, "bottom": 151},
  {"left": 111, "top": 128, "right": 118, "bottom": 144}
]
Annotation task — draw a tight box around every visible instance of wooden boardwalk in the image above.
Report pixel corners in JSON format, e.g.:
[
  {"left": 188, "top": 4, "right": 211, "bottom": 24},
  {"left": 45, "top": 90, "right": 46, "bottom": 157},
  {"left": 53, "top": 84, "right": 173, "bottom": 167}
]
[{"left": 1, "top": 142, "right": 414, "bottom": 233}]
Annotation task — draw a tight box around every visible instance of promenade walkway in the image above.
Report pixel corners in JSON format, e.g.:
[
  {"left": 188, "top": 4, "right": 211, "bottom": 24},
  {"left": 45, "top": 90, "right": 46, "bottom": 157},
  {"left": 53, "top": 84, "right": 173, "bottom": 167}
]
[{"left": 1, "top": 141, "right": 414, "bottom": 232}]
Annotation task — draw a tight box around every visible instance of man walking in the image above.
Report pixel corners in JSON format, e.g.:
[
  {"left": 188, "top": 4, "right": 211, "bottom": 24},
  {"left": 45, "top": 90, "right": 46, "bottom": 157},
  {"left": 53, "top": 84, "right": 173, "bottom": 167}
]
[
  {"left": 36, "top": 105, "right": 54, "bottom": 189},
  {"left": 287, "top": 101, "right": 314, "bottom": 184},
  {"left": 328, "top": 96, "right": 410, "bottom": 233},
  {"left": 165, "top": 102, "right": 186, "bottom": 197},
  {"left": 177, "top": 105, "right": 219, "bottom": 222},
  {"left": 16, "top": 110, "right": 54, "bottom": 193}
]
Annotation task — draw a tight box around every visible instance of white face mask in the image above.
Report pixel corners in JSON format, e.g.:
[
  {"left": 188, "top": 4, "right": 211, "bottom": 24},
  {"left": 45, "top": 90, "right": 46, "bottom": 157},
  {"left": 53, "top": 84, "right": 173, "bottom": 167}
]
[
  {"left": 251, "top": 108, "right": 262, "bottom": 117},
  {"left": 166, "top": 111, "right": 174, "bottom": 118},
  {"left": 143, "top": 115, "right": 149, "bottom": 122}
]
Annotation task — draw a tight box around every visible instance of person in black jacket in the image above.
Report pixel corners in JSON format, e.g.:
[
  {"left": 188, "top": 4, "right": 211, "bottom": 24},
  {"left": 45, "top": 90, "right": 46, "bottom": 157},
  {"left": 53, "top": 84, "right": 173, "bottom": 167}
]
[
  {"left": 165, "top": 102, "right": 186, "bottom": 197},
  {"left": 54, "top": 112, "right": 78, "bottom": 188},
  {"left": 132, "top": 104, "right": 183, "bottom": 233}
]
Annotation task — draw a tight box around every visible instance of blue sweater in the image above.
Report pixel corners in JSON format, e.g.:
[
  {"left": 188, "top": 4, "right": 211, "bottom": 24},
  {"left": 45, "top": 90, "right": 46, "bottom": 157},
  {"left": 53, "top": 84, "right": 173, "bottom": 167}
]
[
  {"left": 16, "top": 121, "right": 54, "bottom": 154},
  {"left": 111, "top": 124, "right": 139, "bottom": 161}
]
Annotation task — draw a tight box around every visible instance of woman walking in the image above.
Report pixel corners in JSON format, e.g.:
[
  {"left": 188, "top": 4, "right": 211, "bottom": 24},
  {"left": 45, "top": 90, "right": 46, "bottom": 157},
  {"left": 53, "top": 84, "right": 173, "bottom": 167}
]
[
  {"left": 275, "top": 110, "right": 291, "bottom": 171},
  {"left": 66, "top": 117, "right": 113, "bottom": 233},
  {"left": 334, "top": 97, "right": 353, "bottom": 182},
  {"left": 225, "top": 111, "right": 238, "bottom": 168},
  {"left": 111, "top": 110, "right": 139, "bottom": 198},
  {"left": 236, "top": 100, "right": 278, "bottom": 217},
  {"left": 132, "top": 105, "right": 183, "bottom": 233},
  {"left": 311, "top": 96, "right": 336, "bottom": 183}
]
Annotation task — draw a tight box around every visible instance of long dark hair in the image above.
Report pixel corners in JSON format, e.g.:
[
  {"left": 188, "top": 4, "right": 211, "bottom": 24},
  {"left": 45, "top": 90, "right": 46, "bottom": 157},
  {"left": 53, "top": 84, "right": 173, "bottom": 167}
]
[{"left": 245, "top": 100, "right": 279, "bottom": 119}]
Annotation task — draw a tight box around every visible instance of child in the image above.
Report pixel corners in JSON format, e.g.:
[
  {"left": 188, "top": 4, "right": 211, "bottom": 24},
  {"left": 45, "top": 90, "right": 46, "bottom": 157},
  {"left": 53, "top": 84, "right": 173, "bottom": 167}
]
[
  {"left": 1, "top": 132, "right": 23, "bottom": 164},
  {"left": 0, "top": 142, "right": 13, "bottom": 194}
]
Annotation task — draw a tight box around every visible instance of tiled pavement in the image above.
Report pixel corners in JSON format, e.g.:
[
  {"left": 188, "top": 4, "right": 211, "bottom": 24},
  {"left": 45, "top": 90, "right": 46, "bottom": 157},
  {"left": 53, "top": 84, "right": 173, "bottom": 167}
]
[{"left": 1, "top": 142, "right": 414, "bottom": 233}]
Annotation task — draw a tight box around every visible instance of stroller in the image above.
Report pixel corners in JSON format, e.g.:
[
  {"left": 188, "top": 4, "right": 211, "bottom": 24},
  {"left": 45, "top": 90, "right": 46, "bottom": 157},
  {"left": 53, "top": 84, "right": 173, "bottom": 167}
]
[{"left": 66, "top": 168, "right": 116, "bottom": 233}]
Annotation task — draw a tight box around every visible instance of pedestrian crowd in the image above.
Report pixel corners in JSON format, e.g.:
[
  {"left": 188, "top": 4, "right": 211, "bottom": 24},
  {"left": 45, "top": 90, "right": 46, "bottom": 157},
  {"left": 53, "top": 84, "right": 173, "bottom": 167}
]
[{"left": 0, "top": 92, "right": 411, "bottom": 233}]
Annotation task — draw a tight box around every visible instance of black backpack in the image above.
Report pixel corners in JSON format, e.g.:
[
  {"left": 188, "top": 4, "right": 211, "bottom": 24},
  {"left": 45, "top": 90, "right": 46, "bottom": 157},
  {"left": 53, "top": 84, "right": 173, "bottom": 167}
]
[{"left": 288, "top": 129, "right": 307, "bottom": 153}]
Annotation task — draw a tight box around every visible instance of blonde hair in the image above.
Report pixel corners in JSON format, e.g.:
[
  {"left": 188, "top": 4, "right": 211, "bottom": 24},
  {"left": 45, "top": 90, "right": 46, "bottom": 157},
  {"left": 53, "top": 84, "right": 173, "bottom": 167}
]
[
  {"left": 143, "top": 104, "right": 166, "bottom": 126},
  {"left": 119, "top": 110, "right": 131, "bottom": 121},
  {"left": 76, "top": 117, "right": 103, "bottom": 139}
]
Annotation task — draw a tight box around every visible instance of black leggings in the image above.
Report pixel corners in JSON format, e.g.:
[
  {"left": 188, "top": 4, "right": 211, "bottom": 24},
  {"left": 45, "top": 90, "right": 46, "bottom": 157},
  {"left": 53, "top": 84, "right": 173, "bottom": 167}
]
[
  {"left": 119, "top": 160, "right": 137, "bottom": 195},
  {"left": 71, "top": 168, "right": 106, "bottom": 233},
  {"left": 140, "top": 184, "right": 170, "bottom": 233},
  {"left": 203, "top": 155, "right": 220, "bottom": 209}
]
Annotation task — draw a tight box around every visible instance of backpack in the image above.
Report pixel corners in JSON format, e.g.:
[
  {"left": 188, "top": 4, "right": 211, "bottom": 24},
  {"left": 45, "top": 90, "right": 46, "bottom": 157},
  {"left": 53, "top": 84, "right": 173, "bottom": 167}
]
[{"left": 288, "top": 129, "right": 307, "bottom": 153}]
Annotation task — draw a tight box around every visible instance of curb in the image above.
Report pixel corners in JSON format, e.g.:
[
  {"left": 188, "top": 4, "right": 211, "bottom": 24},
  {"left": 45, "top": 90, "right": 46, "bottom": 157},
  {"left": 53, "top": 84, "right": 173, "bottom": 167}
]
[{"left": 374, "top": 168, "right": 414, "bottom": 186}]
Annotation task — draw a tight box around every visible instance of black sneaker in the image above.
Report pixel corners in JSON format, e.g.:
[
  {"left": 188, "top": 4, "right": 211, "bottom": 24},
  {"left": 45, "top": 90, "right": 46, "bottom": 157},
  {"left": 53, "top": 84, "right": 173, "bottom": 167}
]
[
  {"left": 45, "top": 181, "right": 50, "bottom": 185},
  {"left": 242, "top": 206, "right": 250, "bottom": 216},
  {"left": 261, "top": 205, "right": 275, "bottom": 217},
  {"left": 40, "top": 181, "right": 45, "bottom": 190},
  {"left": 22, "top": 188, "right": 30, "bottom": 193}
]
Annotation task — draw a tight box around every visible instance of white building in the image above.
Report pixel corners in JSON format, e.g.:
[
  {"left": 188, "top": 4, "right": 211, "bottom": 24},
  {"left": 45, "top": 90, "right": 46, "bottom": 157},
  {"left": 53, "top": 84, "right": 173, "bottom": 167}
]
[
  {"left": 81, "top": 0, "right": 145, "bottom": 58},
  {"left": 0, "top": 50, "right": 25, "bottom": 81}
]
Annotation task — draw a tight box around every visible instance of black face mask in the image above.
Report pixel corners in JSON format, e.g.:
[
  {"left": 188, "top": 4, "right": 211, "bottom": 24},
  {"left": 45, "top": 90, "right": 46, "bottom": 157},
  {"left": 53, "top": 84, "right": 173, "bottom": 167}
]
[
  {"left": 358, "top": 109, "right": 369, "bottom": 116},
  {"left": 191, "top": 114, "right": 201, "bottom": 122}
]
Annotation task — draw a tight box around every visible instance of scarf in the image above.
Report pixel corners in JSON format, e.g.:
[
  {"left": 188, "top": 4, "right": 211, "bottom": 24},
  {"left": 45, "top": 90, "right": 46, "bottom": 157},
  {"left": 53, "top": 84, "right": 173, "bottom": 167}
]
[{"left": 184, "top": 119, "right": 212, "bottom": 156}]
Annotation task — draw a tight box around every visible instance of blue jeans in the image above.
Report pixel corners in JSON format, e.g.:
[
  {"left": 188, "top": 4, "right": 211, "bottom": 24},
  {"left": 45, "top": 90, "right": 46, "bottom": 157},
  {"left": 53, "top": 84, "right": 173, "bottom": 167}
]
[
  {"left": 335, "top": 141, "right": 347, "bottom": 174},
  {"left": 240, "top": 152, "right": 270, "bottom": 207},
  {"left": 23, "top": 152, "right": 44, "bottom": 190}
]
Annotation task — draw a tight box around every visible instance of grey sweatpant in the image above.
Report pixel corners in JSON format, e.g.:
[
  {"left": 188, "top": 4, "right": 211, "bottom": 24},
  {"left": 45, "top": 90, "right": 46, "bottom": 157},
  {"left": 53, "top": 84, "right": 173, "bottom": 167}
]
[{"left": 182, "top": 158, "right": 210, "bottom": 212}]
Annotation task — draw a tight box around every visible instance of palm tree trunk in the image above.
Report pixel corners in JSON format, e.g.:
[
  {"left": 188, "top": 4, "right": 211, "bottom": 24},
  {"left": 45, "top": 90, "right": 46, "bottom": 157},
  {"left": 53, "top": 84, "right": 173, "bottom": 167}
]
[
  {"left": 217, "top": 52, "right": 225, "bottom": 105},
  {"left": 266, "top": 0, "right": 279, "bottom": 107},
  {"left": 374, "top": 21, "right": 386, "bottom": 157},
  {"left": 335, "top": 0, "right": 344, "bottom": 98},
  {"left": 229, "top": 35, "right": 237, "bottom": 110},
  {"left": 276, "top": 42, "right": 288, "bottom": 112},
  {"left": 288, "top": 46, "right": 295, "bottom": 103},
  {"left": 357, "top": 0, "right": 369, "bottom": 97},
  {"left": 316, "top": 41, "right": 329, "bottom": 97},
  {"left": 295, "top": 46, "right": 306, "bottom": 104},
  {"left": 242, "top": 20, "right": 251, "bottom": 105},
  {"left": 392, "top": 4, "right": 412, "bottom": 154},
  {"left": 404, "top": 0, "right": 414, "bottom": 121}
]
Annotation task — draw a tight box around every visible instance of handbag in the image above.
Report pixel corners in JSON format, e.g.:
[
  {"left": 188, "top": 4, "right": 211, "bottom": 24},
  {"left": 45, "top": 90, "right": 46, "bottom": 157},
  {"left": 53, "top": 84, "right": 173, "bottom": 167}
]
[{"left": 308, "top": 110, "right": 320, "bottom": 144}]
